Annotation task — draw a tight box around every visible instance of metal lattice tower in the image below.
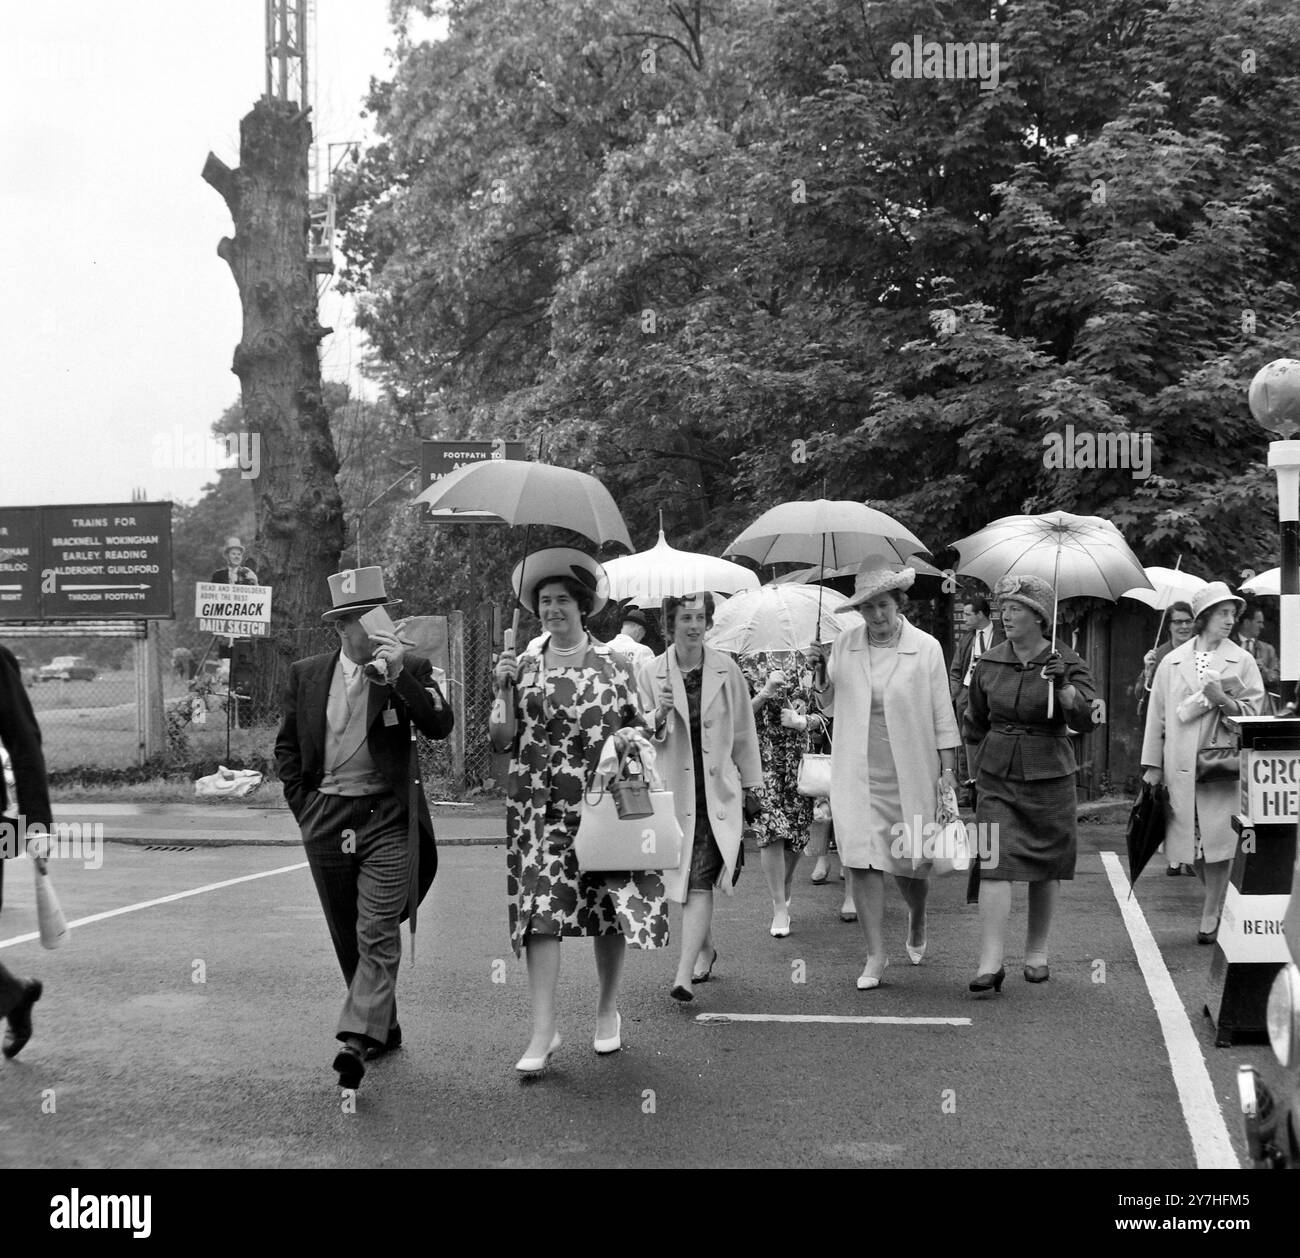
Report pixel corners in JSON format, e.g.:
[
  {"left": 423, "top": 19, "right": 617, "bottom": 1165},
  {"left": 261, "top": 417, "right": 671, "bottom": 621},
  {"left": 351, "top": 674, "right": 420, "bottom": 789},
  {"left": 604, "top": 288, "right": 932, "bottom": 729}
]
[{"left": 265, "top": 0, "right": 308, "bottom": 107}]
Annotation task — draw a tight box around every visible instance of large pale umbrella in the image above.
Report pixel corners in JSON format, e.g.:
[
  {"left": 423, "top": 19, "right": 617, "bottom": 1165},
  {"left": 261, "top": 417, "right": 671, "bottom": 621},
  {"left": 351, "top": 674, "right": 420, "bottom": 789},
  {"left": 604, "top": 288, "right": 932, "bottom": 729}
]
[
  {"left": 1122, "top": 560, "right": 1205, "bottom": 709},
  {"left": 1122, "top": 563, "right": 1207, "bottom": 610},
  {"left": 706, "top": 584, "right": 860, "bottom": 655},
  {"left": 950, "top": 511, "right": 1152, "bottom": 716},
  {"left": 725, "top": 500, "right": 929, "bottom": 638},
  {"left": 416, "top": 459, "right": 631, "bottom": 639},
  {"left": 414, "top": 460, "right": 632, "bottom": 552},
  {"left": 773, "top": 555, "right": 946, "bottom": 585},
  {"left": 604, "top": 529, "right": 759, "bottom": 607},
  {"left": 726, "top": 500, "right": 928, "bottom": 568},
  {"left": 1241, "top": 567, "right": 1280, "bottom": 596}
]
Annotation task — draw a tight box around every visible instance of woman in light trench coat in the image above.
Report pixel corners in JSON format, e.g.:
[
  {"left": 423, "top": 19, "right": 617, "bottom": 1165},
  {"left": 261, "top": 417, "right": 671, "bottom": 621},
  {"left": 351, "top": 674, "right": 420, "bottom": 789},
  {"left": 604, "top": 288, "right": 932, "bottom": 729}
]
[
  {"left": 638, "top": 593, "right": 763, "bottom": 1003},
  {"left": 811, "top": 567, "right": 961, "bottom": 990},
  {"left": 1142, "top": 582, "right": 1265, "bottom": 943}
]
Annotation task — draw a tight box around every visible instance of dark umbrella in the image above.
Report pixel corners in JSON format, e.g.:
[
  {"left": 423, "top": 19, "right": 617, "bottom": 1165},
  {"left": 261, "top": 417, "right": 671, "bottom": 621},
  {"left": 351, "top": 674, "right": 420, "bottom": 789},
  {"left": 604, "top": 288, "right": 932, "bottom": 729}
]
[{"left": 1125, "top": 780, "right": 1169, "bottom": 894}]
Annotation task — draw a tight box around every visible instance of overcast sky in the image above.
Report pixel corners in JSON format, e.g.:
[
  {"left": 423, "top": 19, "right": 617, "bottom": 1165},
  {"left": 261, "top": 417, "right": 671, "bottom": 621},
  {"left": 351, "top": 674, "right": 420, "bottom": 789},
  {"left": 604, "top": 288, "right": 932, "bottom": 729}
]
[{"left": 0, "top": 1, "right": 443, "bottom": 510}]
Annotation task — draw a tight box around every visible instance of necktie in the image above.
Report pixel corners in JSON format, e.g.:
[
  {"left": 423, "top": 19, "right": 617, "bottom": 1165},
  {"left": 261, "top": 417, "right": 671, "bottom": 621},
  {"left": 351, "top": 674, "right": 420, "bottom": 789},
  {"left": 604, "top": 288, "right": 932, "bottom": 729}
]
[
  {"left": 327, "top": 664, "right": 366, "bottom": 736},
  {"left": 964, "top": 630, "right": 985, "bottom": 687},
  {"left": 1248, "top": 639, "right": 1258, "bottom": 658}
]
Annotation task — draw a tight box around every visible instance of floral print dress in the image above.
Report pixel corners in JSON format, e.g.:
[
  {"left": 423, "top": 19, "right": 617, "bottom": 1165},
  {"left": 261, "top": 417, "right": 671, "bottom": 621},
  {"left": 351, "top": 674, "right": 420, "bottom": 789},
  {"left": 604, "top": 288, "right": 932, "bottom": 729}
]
[
  {"left": 738, "top": 653, "right": 816, "bottom": 852},
  {"left": 504, "top": 639, "right": 670, "bottom": 958}
]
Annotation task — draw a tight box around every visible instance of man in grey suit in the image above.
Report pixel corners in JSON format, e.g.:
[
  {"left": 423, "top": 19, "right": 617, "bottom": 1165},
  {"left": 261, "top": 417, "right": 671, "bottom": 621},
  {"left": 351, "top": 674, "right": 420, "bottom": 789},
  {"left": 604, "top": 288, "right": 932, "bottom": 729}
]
[{"left": 275, "top": 567, "right": 453, "bottom": 1090}]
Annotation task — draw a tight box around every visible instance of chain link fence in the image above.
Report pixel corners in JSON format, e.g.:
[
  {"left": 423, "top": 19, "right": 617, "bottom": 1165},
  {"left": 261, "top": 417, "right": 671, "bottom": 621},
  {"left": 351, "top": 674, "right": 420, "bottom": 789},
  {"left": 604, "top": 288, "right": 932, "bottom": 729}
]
[{"left": 9, "top": 613, "right": 500, "bottom": 798}]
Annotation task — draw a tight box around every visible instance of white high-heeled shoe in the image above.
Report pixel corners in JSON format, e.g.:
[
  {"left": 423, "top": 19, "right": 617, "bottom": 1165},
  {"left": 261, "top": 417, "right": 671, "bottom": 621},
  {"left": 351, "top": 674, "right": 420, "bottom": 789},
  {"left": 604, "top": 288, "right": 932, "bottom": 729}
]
[
  {"left": 515, "top": 1030, "right": 562, "bottom": 1077},
  {"left": 593, "top": 1013, "right": 622, "bottom": 1055},
  {"left": 770, "top": 905, "right": 791, "bottom": 937},
  {"left": 856, "top": 958, "right": 890, "bottom": 990},
  {"left": 906, "top": 916, "right": 927, "bottom": 965}
]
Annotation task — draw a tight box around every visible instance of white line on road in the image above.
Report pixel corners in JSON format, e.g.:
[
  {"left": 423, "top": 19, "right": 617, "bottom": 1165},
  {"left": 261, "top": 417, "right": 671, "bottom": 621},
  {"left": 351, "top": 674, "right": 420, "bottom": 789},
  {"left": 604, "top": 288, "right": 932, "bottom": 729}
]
[
  {"left": 1099, "top": 850, "right": 1239, "bottom": 1170},
  {"left": 695, "top": 1013, "right": 971, "bottom": 1026},
  {"left": 0, "top": 861, "right": 310, "bottom": 950}
]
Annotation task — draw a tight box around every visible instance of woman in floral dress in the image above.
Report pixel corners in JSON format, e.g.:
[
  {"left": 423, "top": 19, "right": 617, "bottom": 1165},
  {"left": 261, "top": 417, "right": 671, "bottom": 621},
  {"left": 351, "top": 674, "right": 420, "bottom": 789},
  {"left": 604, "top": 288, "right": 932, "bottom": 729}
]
[
  {"left": 489, "top": 548, "right": 669, "bottom": 1077},
  {"left": 739, "top": 651, "right": 827, "bottom": 937}
]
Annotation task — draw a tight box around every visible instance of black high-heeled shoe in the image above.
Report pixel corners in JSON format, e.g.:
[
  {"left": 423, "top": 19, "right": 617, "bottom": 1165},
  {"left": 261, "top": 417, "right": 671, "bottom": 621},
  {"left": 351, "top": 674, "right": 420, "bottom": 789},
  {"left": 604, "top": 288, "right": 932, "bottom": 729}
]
[
  {"left": 1023, "top": 964, "right": 1049, "bottom": 983},
  {"left": 969, "top": 966, "right": 1006, "bottom": 994}
]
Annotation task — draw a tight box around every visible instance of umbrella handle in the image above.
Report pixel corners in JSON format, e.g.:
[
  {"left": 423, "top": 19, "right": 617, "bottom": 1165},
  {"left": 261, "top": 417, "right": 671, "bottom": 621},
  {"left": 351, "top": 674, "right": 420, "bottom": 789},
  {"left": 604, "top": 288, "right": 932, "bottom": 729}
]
[{"left": 1045, "top": 548, "right": 1062, "bottom": 720}]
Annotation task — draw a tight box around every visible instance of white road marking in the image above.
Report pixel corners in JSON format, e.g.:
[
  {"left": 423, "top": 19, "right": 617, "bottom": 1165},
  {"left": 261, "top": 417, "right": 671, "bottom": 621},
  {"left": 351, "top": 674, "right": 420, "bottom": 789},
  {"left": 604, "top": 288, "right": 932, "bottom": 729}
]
[
  {"left": 695, "top": 1013, "right": 971, "bottom": 1026},
  {"left": 0, "top": 861, "right": 310, "bottom": 950},
  {"left": 1100, "top": 850, "right": 1240, "bottom": 1169}
]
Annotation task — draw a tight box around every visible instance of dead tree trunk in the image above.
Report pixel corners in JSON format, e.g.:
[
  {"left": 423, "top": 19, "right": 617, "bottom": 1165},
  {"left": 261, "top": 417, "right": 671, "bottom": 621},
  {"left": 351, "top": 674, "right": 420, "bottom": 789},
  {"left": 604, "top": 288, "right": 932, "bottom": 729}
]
[{"left": 203, "top": 97, "right": 344, "bottom": 716}]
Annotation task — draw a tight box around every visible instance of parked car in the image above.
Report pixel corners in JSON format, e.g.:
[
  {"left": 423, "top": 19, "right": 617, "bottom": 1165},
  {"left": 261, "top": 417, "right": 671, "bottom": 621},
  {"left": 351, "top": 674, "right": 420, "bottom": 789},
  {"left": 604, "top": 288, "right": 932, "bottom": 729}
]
[{"left": 38, "top": 655, "right": 97, "bottom": 682}]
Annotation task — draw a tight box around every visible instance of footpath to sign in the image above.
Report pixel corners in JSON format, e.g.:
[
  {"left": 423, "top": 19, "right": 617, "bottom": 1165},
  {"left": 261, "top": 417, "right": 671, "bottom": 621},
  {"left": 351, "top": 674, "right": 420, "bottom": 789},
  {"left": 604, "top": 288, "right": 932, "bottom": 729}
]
[
  {"left": 196, "top": 583, "right": 273, "bottom": 637},
  {"left": 419, "top": 439, "right": 526, "bottom": 522}
]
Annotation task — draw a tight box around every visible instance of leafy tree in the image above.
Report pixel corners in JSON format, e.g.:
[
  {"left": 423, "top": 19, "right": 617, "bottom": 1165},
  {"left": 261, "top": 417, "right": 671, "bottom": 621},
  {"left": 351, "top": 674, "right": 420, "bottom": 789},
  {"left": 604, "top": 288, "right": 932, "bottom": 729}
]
[{"left": 339, "top": 0, "right": 1300, "bottom": 605}]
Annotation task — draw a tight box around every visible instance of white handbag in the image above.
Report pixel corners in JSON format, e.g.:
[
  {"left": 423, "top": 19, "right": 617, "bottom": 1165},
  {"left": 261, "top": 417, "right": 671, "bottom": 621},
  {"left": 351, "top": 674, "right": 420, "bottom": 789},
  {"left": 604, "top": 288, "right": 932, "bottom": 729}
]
[
  {"left": 576, "top": 775, "right": 683, "bottom": 872},
  {"left": 930, "top": 783, "right": 972, "bottom": 875},
  {"left": 796, "top": 725, "right": 832, "bottom": 798}
]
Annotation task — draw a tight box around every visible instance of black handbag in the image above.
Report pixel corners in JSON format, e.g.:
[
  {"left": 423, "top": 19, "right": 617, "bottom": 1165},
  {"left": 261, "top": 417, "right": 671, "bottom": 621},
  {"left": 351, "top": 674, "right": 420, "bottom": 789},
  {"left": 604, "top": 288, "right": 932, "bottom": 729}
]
[{"left": 1195, "top": 709, "right": 1240, "bottom": 783}]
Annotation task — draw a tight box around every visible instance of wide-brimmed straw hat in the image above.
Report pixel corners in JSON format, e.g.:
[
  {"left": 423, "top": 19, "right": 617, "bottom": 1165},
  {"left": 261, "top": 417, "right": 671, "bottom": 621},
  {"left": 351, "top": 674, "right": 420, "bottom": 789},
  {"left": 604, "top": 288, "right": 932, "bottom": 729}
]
[
  {"left": 1190, "top": 581, "right": 1245, "bottom": 622},
  {"left": 837, "top": 566, "right": 915, "bottom": 611},
  {"left": 512, "top": 547, "right": 609, "bottom": 616},
  {"left": 321, "top": 566, "right": 403, "bottom": 621},
  {"left": 993, "top": 574, "right": 1055, "bottom": 627}
]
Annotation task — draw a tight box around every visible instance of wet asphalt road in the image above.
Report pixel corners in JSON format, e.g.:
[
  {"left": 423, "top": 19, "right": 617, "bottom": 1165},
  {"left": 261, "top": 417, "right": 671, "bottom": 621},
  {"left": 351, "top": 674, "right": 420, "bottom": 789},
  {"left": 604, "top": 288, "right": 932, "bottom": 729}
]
[{"left": 0, "top": 814, "right": 1286, "bottom": 1170}]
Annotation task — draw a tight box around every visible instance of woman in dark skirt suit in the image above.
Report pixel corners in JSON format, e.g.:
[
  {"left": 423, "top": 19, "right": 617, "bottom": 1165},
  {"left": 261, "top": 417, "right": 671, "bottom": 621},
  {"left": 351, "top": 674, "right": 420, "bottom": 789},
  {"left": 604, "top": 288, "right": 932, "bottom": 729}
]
[{"left": 963, "top": 574, "right": 1098, "bottom": 993}]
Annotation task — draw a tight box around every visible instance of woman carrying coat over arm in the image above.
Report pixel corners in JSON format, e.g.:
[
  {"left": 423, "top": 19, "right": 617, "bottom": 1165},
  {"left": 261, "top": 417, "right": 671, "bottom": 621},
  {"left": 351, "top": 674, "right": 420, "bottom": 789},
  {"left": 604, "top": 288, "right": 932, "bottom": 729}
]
[
  {"left": 809, "top": 567, "right": 962, "bottom": 991},
  {"left": 638, "top": 592, "right": 764, "bottom": 1004},
  {"left": 1141, "top": 582, "right": 1265, "bottom": 944}
]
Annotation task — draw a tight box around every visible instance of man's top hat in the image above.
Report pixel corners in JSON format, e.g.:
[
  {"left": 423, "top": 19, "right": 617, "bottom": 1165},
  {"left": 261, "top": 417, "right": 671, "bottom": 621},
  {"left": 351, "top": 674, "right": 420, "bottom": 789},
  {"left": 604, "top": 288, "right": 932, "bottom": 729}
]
[
  {"left": 322, "top": 566, "right": 403, "bottom": 622},
  {"left": 222, "top": 536, "right": 245, "bottom": 556}
]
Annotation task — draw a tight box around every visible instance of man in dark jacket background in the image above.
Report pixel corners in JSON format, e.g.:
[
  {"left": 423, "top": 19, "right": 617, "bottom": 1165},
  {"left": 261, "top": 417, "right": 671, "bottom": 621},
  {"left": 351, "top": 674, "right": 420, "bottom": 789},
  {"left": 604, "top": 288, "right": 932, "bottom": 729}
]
[{"left": 0, "top": 643, "right": 52, "bottom": 1058}]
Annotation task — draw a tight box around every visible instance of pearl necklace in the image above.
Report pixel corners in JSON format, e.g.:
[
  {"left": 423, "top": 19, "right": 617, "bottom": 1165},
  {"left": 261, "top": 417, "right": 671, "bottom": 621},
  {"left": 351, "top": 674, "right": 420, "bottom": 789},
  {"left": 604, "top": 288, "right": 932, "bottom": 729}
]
[
  {"left": 867, "top": 622, "right": 902, "bottom": 647},
  {"left": 547, "top": 635, "right": 587, "bottom": 657}
]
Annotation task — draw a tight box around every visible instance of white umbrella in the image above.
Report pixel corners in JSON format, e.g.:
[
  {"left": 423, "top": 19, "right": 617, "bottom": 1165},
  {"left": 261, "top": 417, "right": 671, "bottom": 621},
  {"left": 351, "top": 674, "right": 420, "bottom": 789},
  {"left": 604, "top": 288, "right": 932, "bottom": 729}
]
[
  {"left": 1241, "top": 567, "right": 1280, "bottom": 596},
  {"left": 725, "top": 500, "right": 928, "bottom": 568},
  {"left": 706, "top": 584, "right": 860, "bottom": 655},
  {"left": 604, "top": 529, "right": 759, "bottom": 607},
  {"left": 773, "top": 555, "right": 946, "bottom": 584},
  {"left": 725, "top": 499, "right": 929, "bottom": 639},
  {"left": 950, "top": 511, "right": 1151, "bottom": 717},
  {"left": 1122, "top": 564, "right": 1207, "bottom": 610}
]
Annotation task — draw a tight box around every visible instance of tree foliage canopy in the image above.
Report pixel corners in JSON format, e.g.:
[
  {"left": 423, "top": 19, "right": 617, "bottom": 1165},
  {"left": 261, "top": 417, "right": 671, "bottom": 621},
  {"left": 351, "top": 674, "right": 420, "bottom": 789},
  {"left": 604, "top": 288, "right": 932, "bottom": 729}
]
[{"left": 336, "top": 0, "right": 1300, "bottom": 596}]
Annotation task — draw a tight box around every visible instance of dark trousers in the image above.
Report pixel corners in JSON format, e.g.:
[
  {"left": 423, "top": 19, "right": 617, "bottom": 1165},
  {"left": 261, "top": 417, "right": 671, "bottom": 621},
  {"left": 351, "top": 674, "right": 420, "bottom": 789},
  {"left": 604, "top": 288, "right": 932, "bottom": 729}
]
[
  {"left": 0, "top": 861, "right": 28, "bottom": 1016},
  {"left": 953, "top": 688, "right": 971, "bottom": 780},
  {"left": 299, "top": 791, "right": 410, "bottom": 1045}
]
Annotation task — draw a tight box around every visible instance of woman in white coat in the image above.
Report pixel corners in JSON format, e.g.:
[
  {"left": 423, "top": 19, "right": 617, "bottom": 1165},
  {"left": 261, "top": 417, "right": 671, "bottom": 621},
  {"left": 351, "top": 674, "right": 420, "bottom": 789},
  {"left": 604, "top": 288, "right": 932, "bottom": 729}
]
[
  {"left": 811, "top": 568, "right": 962, "bottom": 990},
  {"left": 639, "top": 592, "right": 764, "bottom": 1003},
  {"left": 1142, "top": 582, "right": 1265, "bottom": 943}
]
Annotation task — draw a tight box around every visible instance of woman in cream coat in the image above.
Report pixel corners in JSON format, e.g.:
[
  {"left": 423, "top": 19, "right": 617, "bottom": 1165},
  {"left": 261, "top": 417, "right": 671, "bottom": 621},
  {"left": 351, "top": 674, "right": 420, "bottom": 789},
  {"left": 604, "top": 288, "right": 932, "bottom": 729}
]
[
  {"left": 639, "top": 593, "right": 763, "bottom": 1003},
  {"left": 1142, "top": 582, "right": 1265, "bottom": 943},
  {"left": 811, "top": 567, "right": 961, "bottom": 990}
]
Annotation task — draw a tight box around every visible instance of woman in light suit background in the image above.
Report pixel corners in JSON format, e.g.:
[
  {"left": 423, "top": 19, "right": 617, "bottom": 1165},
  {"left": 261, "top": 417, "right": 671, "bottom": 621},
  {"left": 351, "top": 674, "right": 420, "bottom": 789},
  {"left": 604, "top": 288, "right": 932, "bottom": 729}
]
[
  {"left": 1142, "top": 582, "right": 1265, "bottom": 944},
  {"left": 639, "top": 593, "right": 763, "bottom": 1003},
  {"left": 811, "top": 568, "right": 961, "bottom": 990}
]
